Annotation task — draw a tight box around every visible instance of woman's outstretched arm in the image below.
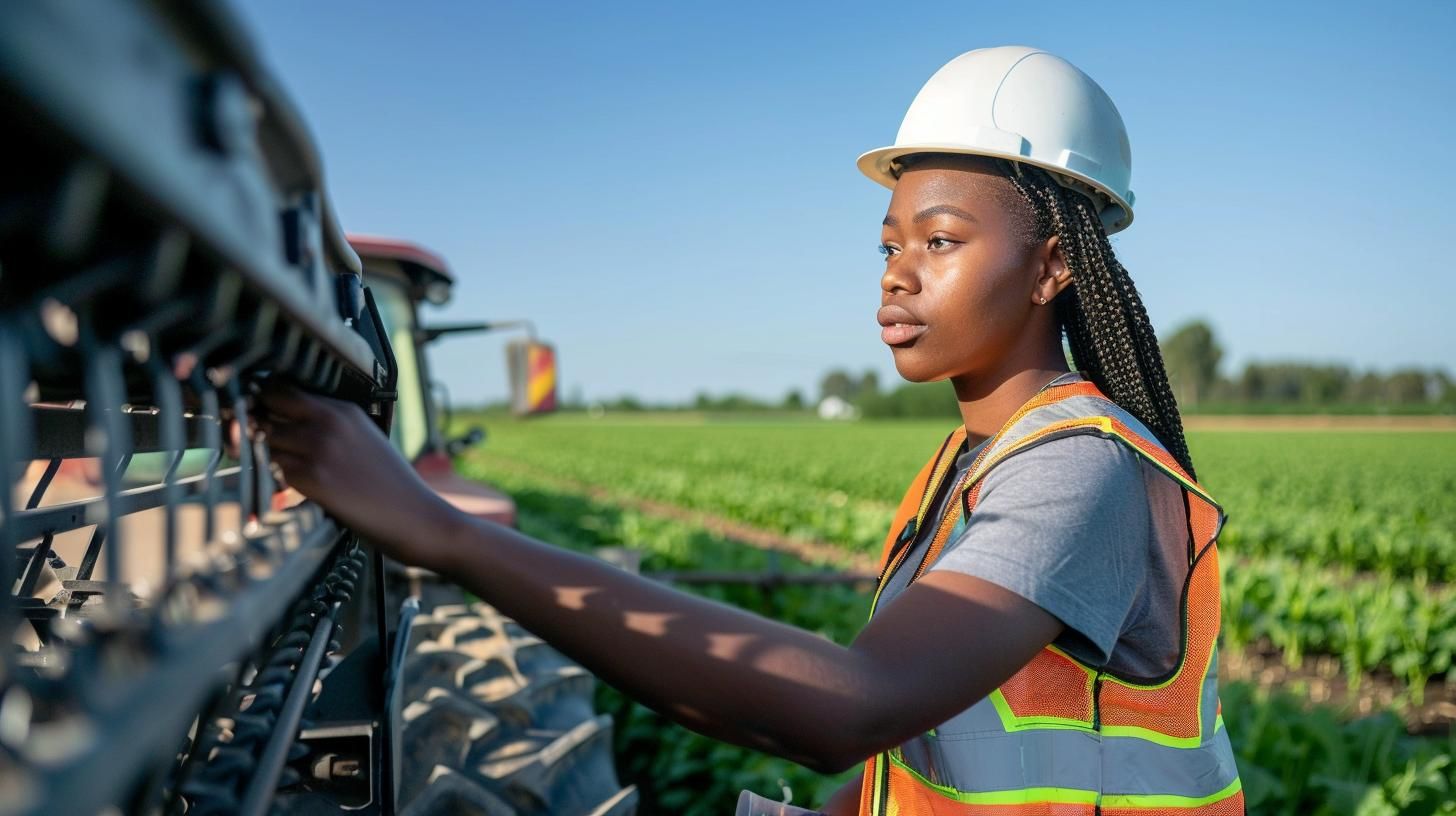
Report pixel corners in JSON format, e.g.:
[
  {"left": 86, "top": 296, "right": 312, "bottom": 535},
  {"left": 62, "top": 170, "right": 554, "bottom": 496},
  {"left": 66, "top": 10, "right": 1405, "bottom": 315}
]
[{"left": 260, "top": 386, "right": 1062, "bottom": 774}]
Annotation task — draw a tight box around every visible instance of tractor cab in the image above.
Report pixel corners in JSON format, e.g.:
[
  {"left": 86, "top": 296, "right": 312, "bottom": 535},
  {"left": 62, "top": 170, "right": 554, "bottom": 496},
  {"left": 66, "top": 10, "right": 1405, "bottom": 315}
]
[{"left": 348, "top": 235, "right": 517, "bottom": 527}]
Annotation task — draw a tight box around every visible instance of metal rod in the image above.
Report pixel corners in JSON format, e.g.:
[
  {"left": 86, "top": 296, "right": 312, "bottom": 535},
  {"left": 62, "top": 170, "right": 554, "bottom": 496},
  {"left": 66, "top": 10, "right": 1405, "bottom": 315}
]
[
  {"left": 190, "top": 373, "right": 223, "bottom": 545},
  {"left": 25, "top": 459, "right": 61, "bottom": 510},
  {"left": 20, "top": 407, "right": 213, "bottom": 461},
  {"left": 74, "top": 525, "right": 106, "bottom": 583},
  {"left": 227, "top": 379, "right": 254, "bottom": 525},
  {"left": 80, "top": 326, "right": 131, "bottom": 614},
  {"left": 149, "top": 355, "right": 185, "bottom": 582},
  {"left": 6, "top": 467, "right": 243, "bottom": 543},
  {"left": 0, "top": 326, "right": 31, "bottom": 636},
  {"left": 236, "top": 600, "right": 341, "bottom": 816},
  {"left": 19, "top": 521, "right": 345, "bottom": 816},
  {"left": 17, "top": 531, "right": 54, "bottom": 597}
]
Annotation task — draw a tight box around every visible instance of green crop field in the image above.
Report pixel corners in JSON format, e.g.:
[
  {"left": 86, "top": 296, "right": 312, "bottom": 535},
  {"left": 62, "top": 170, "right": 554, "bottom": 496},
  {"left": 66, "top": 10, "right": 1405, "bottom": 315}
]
[{"left": 456, "top": 415, "right": 1456, "bottom": 815}]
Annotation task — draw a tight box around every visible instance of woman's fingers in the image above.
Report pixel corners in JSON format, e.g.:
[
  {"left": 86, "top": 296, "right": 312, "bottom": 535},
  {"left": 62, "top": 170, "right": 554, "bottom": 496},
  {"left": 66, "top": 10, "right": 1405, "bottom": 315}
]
[
  {"left": 262, "top": 420, "right": 312, "bottom": 455},
  {"left": 256, "top": 381, "right": 321, "bottom": 421}
]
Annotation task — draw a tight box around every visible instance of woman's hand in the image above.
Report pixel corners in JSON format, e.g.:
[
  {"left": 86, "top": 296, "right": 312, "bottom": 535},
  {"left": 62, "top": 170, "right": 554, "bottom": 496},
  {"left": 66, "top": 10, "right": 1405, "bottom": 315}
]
[
  {"left": 256, "top": 383, "right": 462, "bottom": 571},
  {"left": 255, "top": 384, "right": 1064, "bottom": 776}
]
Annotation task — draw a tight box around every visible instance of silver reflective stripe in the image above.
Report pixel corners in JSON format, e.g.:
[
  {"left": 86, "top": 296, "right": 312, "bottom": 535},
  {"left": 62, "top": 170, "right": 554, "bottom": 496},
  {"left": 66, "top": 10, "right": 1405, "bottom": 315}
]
[
  {"left": 896, "top": 697, "right": 1241, "bottom": 799},
  {"left": 924, "top": 692, "right": 1005, "bottom": 735},
  {"left": 1202, "top": 646, "right": 1221, "bottom": 735},
  {"left": 897, "top": 711, "right": 1103, "bottom": 793},
  {"left": 889, "top": 387, "right": 1240, "bottom": 803},
  {"left": 1101, "top": 727, "right": 1242, "bottom": 797}
]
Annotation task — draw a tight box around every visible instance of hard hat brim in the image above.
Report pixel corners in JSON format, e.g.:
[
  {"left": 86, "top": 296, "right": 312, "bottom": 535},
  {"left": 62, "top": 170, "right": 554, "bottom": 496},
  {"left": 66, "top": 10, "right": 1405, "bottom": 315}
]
[{"left": 856, "top": 144, "right": 1135, "bottom": 234}]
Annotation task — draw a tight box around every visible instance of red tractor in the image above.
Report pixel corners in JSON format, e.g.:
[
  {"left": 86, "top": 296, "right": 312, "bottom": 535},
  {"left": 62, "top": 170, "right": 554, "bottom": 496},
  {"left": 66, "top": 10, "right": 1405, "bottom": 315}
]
[
  {"left": 349, "top": 235, "right": 638, "bottom": 814},
  {"left": 349, "top": 236, "right": 517, "bottom": 529}
]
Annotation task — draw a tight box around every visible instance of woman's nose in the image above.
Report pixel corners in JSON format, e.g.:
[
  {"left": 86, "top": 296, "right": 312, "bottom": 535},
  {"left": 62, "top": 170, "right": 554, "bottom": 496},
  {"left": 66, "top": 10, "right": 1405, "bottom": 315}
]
[{"left": 880, "top": 253, "right": 921, "bottom": 295}]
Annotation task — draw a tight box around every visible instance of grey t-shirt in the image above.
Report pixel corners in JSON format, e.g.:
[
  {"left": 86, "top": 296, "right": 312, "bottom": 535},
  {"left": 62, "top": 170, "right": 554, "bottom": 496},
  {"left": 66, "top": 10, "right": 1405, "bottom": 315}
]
[{"left": 874, "top": 382, "right": 1191, "bottom": 680}]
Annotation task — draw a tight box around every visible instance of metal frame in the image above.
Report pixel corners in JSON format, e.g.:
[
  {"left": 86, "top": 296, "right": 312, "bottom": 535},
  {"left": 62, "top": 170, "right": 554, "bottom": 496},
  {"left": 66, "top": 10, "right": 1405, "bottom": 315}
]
[{"left": 0, "top": 2, "right": 410, "bottom": 813}]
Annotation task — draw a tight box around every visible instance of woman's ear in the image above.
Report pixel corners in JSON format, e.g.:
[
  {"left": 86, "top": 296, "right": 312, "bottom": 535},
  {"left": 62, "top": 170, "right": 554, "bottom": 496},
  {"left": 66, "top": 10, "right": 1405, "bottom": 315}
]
[{"left": 1032, "top": 234, "right": 1073, "bottom": 306}]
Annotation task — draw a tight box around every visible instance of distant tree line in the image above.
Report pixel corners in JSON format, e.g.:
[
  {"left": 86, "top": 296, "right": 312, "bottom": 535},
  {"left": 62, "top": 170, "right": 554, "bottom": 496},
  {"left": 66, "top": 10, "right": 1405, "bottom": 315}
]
[
  {"left": 515, "top": 320, "right": 1450, "bottom": 418},
  {"left": 823, "top": 320, "right": 1453, "bottom": 418},
  {"left": 1159, "top": 320, "right": 1453, "bottom": 413}
]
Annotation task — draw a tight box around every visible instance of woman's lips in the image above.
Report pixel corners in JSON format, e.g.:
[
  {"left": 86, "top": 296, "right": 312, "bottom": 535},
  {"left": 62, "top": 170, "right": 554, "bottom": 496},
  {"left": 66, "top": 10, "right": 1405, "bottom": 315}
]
[
  {"left": 881, "top": 323, "right": 928, "bottom": 345},
  {"left": 877, "top": 304, "right": 927, "bottom": 346}
]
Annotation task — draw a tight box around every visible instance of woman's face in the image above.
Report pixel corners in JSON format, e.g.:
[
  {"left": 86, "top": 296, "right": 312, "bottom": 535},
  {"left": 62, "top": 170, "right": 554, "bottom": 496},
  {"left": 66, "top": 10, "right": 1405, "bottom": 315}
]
[{"left": 877, "top": 157, "right": 1051, "bottom": 384}]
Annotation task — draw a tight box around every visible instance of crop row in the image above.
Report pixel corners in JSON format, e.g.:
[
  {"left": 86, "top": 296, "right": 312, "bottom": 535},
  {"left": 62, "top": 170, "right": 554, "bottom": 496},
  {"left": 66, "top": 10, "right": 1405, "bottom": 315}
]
[
  {"left": 461, "top": 458, "right": 1456, "bottom": 816},
  {"left": 1219, "top": 554, "right": 1456, "bottom": 698},
  {"left": 461, "top": 420, "right": 1456, "bottom": 691},
  {"left": 1190, "top": 431, "right": 1456, "bottom": 582},
  {"left": 468, "top": 417, "right": 1456, "bottom": 582}
]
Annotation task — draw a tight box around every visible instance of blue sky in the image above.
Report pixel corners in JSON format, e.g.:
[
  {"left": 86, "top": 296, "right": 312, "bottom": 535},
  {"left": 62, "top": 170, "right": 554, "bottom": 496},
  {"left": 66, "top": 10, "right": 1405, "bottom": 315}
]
[{"left": 238, "top": 1, "right": 1456, "bottom": 405}]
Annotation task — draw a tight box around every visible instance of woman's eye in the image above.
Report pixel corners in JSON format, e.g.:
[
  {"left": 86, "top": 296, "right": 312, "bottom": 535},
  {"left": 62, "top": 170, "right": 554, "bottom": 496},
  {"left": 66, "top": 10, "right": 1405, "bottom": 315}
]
[
  {"left": 928, "top": 237, "right": 957, "bottom": 250},
  {"left": 877, "top": 243, "right": 899, "bottom": 259}
]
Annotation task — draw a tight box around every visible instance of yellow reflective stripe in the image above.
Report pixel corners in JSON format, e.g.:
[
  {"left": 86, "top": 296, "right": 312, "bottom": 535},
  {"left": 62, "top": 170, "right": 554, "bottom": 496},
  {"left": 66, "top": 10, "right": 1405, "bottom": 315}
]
[
  {"left": 967, "top": 416, "right": 1114, "bottom": 485},
  {"left": 915, "top": 428, "right": 966, "bottom": 522},
  {"left": 989, "top": 689, "right": 1097, "bottom": 732},
  {"left": 1101, "top": 725, "right": 1201, "bottom": 749},
  {"left": 888, "top": 752, "right": 1099, "bottom": 805},
  {"left": 966, "top": 419, "right": 1225, "bottom": 747},
  {"left": 1100, "top": 425, "right": 1220, "bottom": 510},
  {"left": 869, "top": 428, "right": 965, "bottom": 621},
  {"left": 1102, "top": 713, "right": 1226, "bottom": 749},
  {"left": 972, "top": 411, "right": 1223, "bottom": 513},
  {"left": 1101, "top": 776, "right": 1242, "bottom": 809},
  {"left": 985, "top": 644, "right": 1097, "bottom": 731}
]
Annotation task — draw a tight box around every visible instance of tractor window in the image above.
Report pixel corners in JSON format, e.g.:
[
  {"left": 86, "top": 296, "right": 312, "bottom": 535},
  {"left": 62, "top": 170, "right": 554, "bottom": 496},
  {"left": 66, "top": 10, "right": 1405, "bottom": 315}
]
[{"left": 370, "top": 279, "right": 430, "bottom": 461}]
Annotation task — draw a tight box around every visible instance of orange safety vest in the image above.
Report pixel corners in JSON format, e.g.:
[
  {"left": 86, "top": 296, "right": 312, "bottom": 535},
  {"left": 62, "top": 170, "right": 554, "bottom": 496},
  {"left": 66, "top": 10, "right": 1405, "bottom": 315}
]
[{"left": 858, "top": 379, "right": 1243, "bottom": 816}]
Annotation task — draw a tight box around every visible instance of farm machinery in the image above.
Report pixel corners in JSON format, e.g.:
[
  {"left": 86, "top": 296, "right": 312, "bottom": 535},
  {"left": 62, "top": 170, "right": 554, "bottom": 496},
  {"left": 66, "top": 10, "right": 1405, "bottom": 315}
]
[{"left": 0, "top": 1, "right": 632, "bottom": 813}]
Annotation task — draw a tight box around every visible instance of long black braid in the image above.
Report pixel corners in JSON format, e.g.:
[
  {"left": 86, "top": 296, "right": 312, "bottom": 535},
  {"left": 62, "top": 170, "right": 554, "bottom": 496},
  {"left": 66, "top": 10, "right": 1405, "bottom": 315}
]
[
  {"left": 894, "top": 153, "right": 1198, "bottom": 479},
  {"left": 997, "top": 159, "right": 1197, "bottom": 479}
]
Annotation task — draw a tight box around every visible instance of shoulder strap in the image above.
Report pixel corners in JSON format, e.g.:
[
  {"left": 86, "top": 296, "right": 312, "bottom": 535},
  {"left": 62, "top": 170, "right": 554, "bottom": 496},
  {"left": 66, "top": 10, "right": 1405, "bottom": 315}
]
[
  {"left": 964, "top": 397, "right": 1220, "bottom": 510},
  {"left": 874, "top": 426, "right": 965, "bottom": 574},
  {"left": 957, "top": 396, "right": 1227, "bottom": 568}
]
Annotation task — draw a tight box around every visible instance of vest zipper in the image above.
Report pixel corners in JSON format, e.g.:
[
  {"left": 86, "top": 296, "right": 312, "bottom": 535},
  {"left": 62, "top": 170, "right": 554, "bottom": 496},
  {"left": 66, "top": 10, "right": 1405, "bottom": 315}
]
[
  {"left": 1092, "top": 670, "right": 1105, "bottom": 816},
  {"left": 877, "top": 518, "right": 917, "bottom": 585}
]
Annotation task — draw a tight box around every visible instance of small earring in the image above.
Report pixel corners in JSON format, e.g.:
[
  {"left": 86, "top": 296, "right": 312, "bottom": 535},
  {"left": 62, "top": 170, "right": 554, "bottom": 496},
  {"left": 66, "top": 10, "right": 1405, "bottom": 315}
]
[{"left": 1039, "top": 296, "right": 1048, "bottom": 305}]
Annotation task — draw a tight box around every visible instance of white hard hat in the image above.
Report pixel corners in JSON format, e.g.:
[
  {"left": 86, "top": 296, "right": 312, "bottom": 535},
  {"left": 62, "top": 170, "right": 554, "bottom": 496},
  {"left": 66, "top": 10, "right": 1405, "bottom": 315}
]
[{"left": 858, "top": 46, "right": 1136, "bottom": 234}]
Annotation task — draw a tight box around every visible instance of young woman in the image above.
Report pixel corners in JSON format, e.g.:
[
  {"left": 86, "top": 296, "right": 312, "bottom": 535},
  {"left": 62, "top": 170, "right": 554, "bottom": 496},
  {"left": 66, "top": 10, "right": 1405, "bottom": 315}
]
[{"left": 261, "top": 46, "right": 1243, "bottom": 816}]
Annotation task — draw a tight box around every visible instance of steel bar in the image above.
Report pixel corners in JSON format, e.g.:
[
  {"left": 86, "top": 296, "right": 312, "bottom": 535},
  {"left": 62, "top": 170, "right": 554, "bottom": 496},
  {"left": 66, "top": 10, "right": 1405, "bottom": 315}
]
[
  {"left": 192, "top": 376, "right": 224, "bottom": 545},
  {"left": 13, "top": 510, "right": 345, "bottom": 816},
  {"left": 0, "top": 3, "right": 375, "bottom": 382},
  {"left": 16, "top": 532, "right": 54, "bottom": 598},
  {"left": 5, "top": 467, "right": 243, "bottom": 543},
  {"left": 236, "top": 601, "right": 341, "bottom": 816},
  {"left": 227, "top": 380, "right": 254, "bottom": 523},
  {"left": 0, "top": 326, "right": 31, "bottom": 638},
  {"left": 23, "top": 459, "right": 61, "bottom": 510},
  {"left": 79, "top": 327, "right": 131, "bottom": 613},
  {"left": 24, "top": 407, "right": 214, "bottom": 461},
  {"left": 148, "top": 355, "right": 186, "bottom": 582}
]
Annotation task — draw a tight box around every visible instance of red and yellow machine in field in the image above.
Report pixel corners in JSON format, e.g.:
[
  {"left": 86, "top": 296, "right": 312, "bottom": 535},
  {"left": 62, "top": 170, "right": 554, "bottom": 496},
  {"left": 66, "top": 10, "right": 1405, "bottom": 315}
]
[{"left": 347, "top": 234, "right": 563, "bottom": 528}]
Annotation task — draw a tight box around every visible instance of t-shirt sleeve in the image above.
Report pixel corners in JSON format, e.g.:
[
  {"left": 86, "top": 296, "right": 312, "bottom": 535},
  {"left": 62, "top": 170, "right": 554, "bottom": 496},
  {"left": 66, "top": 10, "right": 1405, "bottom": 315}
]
[{"left": 927, "top": 434, "right": 1151, "bottom": 667}]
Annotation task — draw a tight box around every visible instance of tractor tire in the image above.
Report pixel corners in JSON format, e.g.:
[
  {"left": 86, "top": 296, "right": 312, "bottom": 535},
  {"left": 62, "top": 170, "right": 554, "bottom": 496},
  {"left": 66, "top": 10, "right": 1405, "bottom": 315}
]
[{"left": 396, "top": 589, "right": 638, "bottom": 816}]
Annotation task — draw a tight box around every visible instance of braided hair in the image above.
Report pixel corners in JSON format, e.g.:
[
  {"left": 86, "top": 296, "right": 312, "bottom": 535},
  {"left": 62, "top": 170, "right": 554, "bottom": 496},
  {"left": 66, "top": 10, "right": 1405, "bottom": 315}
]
[{"left": 895, "top": 154, "right": 1197, "bottom": 479}]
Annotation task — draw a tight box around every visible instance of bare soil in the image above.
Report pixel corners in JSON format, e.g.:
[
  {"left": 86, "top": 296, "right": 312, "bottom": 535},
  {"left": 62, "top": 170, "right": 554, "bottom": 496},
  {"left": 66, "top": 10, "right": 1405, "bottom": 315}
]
[{"left": 1220, "top": 639, "right": 1455, "bottom": 735}]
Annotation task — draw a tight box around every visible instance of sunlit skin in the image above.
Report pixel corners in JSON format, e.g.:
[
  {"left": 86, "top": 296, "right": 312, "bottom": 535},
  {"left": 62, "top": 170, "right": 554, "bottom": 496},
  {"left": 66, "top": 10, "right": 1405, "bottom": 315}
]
[
  {"left": 878, "top": 155, "right": 1076, "bottom": 445},
  {"left": 259, "top": 157, "right": 1075, "bottom": 814}
]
